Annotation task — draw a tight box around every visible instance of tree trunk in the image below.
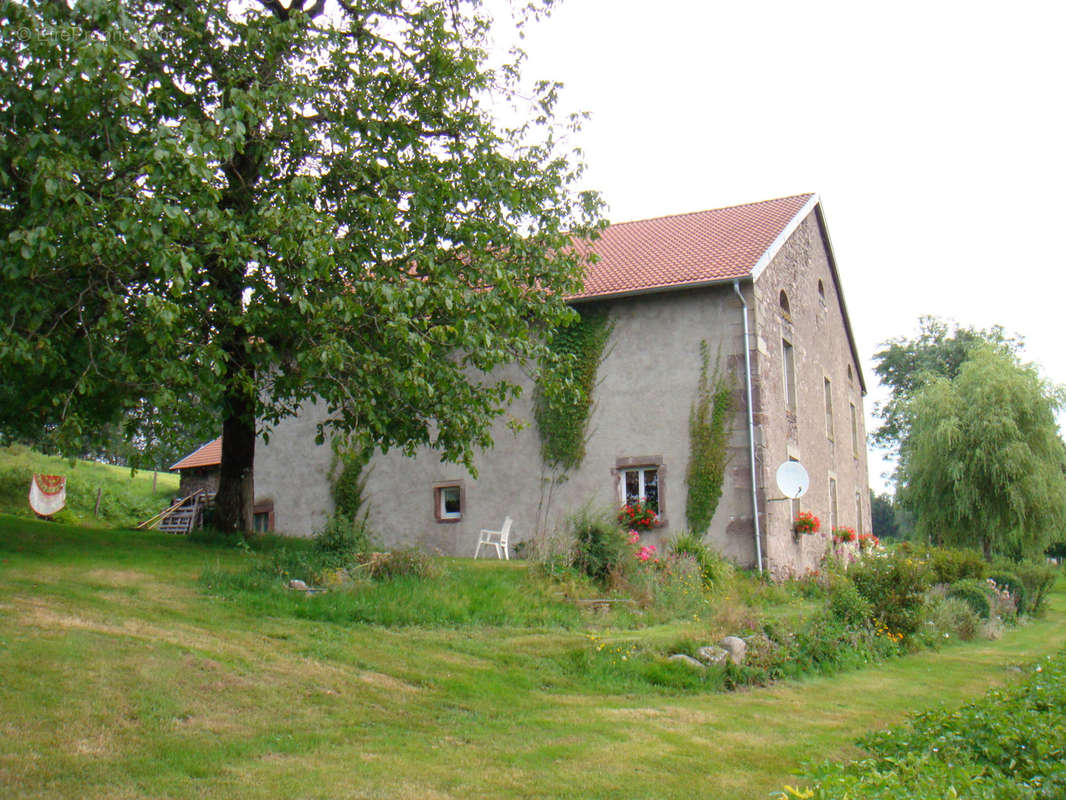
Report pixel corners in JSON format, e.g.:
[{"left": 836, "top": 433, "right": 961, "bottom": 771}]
[{"left": 213, "top": 357, "right": 256, "bottom": 534}]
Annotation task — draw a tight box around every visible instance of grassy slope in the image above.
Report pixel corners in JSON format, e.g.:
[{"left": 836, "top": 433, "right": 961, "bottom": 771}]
[
  {"left": 0, "top": 445, "right": 179, "bottom": 528},
  {"left": 1, "top": 515, "right": 1063, "bottom": 799}
]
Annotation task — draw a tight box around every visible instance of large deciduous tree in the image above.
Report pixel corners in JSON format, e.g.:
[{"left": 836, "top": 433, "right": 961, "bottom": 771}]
[
  {"left": 897, "top": 345, "right": 1066, "bottom": 560},
  {"left": 0, "top": 0, "right": 603, "bottom": 531}
]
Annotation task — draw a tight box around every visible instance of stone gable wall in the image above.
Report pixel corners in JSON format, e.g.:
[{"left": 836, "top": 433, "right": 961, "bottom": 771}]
[{"left": 750, "top": 211, "right": 872, "bottom": 577}]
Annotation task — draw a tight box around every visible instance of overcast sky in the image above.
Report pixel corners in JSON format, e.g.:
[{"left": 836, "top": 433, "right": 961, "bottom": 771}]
[{"left": 500, "top": 0, "right": 1066, "bottom": 492}]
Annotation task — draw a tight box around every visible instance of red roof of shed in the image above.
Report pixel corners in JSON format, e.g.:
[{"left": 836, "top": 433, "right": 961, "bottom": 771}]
[{"left": 170, "top": 437, "right": 222, "bottom": 471}]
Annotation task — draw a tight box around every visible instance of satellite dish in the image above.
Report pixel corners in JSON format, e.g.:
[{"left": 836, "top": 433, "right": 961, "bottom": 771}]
[{"left": 775, "top": 461, "right": 810, "bottom": 499}]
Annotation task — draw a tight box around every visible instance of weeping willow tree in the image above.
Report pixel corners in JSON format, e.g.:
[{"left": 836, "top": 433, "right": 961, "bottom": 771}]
[{"left": 898, "top": 345, "right": 1066, "bottom": 560}]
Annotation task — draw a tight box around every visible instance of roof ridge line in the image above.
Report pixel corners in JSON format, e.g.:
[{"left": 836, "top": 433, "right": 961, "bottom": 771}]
[{"left": 604, "top": 193, "right": 816, "bottom": 228}]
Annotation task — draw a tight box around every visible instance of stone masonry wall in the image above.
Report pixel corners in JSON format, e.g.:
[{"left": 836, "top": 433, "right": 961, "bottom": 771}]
[{"left": 750, "top": 211, "right": 873, "bottom": 577}]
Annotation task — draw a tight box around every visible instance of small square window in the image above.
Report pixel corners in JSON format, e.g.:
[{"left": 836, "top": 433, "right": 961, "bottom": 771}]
[
  {"left": 623, "top": 467, "right": 659, "bottom": 513},
  {"left": 614, "top": 456, "right": 666, "bottom": 524},
  {"left": 434, "top": 482, "right": 464, "bottom": 522}
]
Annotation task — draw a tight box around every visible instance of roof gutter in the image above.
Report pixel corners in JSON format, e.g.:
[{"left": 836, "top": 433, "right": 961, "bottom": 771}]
[
  {"left": 567, "top": 276, "right": 739, "bottom": 305},
  {"left": 733, "top": 279, "right": 764, "bottom": 574}
]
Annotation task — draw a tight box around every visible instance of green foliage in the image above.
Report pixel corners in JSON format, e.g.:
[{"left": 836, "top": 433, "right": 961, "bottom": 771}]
[
  {"left": 827, "top": 580, "right": 873, "bottom": 628},
  {"left": 869, "top": 491, "right": 902, "bottom": 539},
  {"left": 567, "top": 505, "right": 628, "bottom": 585},
  {"left": 988, "top": 570, "right": 1026, "bottom": 616},
  {"left": 202, "top": 552, "right": 586, "bottom": 628},
  {"left": 925, "top": 546, "right": 988, "bottom": 584},
  {"left": 685, "top": 341, "right": 735, "bottom": 534},
  {"left": 357, "top": 548, "right": 435, "bottom": 582},
  {"left": 0, "top": 1, "right": 604, "bottom": 530},
  {"left": 920, "top": 592, "right": 981, "bottom": 642},
  {"left": 947, "top": 578, "right": 994, "bottom": 619},
  {"left": 1010, "top": 560, "right": 1059, "bottom": 615},
  {"left": 791, "top": 651, "right": 1066, "bottom": 798},
  {"left": 618, "top": 553, "right": 709, "bottom": 621},
  {"left": 849, "top": 551, "right": 932, "bottom": 637},
  {"left": 533, "top": 308, "right": 613, "bottom": 471},
  {"left": 329, "top": 440, "right": 371, "bottom": 523},
  {"left": 872, "top": 316, "right": 1023, "bottom": 453},
  {"left": 312, "top": 513, "right": 372, "bottom": 562},
  {"left": 669, "top": 530, "right": 735, "bottom": 588},
  {"left": 0, "top": 444, "right": 178, "bottom": 527},
  {"left": 898, "top": 345, "right": 1066, "bottom": 560}
]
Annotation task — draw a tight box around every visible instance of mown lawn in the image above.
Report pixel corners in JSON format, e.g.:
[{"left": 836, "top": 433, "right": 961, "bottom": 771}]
[{"left": 1, "top": 515, "right": 1063, "bottom": 799}]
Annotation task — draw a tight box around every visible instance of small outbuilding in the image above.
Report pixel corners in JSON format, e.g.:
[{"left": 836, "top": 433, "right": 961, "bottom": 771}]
[
  {"left": 169, "top": 436, "right": 275, "bottom": 532},
  {"left": 170, "top": 437, "right": 222, "bottom": 498}
]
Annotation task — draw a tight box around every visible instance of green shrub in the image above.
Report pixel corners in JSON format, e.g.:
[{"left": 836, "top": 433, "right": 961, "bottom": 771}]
[
  {"left": 987, "top": 569, "right": 1026, "bottom": 615},
  {"left": 620, "top": 552, "right": 708, "bottom": 620},
  {"left": 669, "top": 530, "right": 734, "bottom": 588},
  {"left": 921, "top": 592, "right": 981, "bottom": 643},
  {"left": 568, "top": 506, "right": 628, "bottom": 585},
  {"left": 357, "top": 547, "right": 435, "bottom": 581},
  {"left": 946, "top": 578, "right": 994, "bottom": 619},
  {"left": 313, "top": 512, "right": 372, "bottom": 560},
  {"left": 789, "top": 651, "right": 1066, "bottom": 798},
  {"left": 827, "top": 579, "right": 872, "bottom": 627},
  {"left": 925, "top": 546, "right": 988, "bottom": 584},
  {"left": 849, "top": 551, "right": 932, "bottom": 637},
  {"left": 1010, "top": 560, "right": 1058, "bottom": 615}
]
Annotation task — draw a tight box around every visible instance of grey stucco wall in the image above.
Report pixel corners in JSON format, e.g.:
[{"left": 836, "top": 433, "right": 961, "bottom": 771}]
[
  {"left": 750, "top": 211, "right": 873, "bottom": 577},
  {"left": 358, "top": 284, "right": 754, "bottom": 562},
  {"left": 254, "top": 208, "right": 871, "bottom": 577},
  {"left": 255, "top": 284, "right": 758, "bottom": 565},
  {"left": 256, "top": 399, "right": 334, "bottom": 537}
]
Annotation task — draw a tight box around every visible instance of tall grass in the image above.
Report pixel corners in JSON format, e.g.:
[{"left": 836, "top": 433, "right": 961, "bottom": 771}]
[{"left": 0, "top": 444, "right": 178, "bottom": 527}]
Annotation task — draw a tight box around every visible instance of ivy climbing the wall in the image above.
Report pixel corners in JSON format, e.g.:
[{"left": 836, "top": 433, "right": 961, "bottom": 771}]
[
  {"left": 330, "top": 437, "right": 372, "bottom": 525},
  {"left": 685, "top": 341, "right": 735, "bottom": 535},
  {"left": 533, "top": 307, "right": 613, "bottom": 471}
]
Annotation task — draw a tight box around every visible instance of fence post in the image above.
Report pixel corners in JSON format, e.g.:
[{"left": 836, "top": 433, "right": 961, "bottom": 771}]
[{"left": 94, "top": 488, "right": 102, "bottom": 517}]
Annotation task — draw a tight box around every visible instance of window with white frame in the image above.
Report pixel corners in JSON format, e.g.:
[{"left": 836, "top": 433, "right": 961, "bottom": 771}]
[
  {"left": 433, "top": 482, "right": 463, "bottom": 522},
  {"left": 624, "top": 466, "right": 659, "bottom": 513},
  {"left": 615, "top": 456, "right": 665, "bottom": 519}
]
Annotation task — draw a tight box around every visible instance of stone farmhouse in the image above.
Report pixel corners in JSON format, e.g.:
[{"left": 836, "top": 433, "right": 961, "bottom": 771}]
[{"left": 255, "top": 193, "right": 872, "bottom": 575}]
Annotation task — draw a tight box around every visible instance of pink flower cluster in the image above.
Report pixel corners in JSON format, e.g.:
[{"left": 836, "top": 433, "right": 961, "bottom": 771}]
[{"left": 637, "top": 544, "right": 658, "bottom": 562}]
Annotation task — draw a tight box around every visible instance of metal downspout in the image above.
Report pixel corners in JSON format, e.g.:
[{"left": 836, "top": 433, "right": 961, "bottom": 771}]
[{"left": 733, "top": 279, "right": 764, "bottom": 574}]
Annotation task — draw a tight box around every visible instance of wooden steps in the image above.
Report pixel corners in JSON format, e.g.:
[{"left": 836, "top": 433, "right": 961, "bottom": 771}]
[{"left": 138, "top": 490, "right": 207, "bottom": 535}]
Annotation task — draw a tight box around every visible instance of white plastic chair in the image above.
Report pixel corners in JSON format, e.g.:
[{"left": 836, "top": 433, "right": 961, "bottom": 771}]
[{"left": 474, "top": 517, "right": 512, "bottom": 560}]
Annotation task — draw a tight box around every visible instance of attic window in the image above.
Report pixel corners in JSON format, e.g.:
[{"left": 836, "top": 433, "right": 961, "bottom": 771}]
[
  {"left": 778, "top": 290, "right": 791, "bottom": 318},
  {"left": 817, "top": 279, "right": 826, "bottom": 304}
]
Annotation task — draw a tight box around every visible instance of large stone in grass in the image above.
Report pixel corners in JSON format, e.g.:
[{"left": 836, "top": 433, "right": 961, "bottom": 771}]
[
  {"left": 288, "top": 579, "right": 309, "bottom": 591},
  {"left": 696, "top": 646, "right": 729, "bottom": 665},
  {"left": 668, "top": 654, "right": 706, "bottom": 670},
  {"left": 719, "top": 636, "right": 747, "bottom": 665}
]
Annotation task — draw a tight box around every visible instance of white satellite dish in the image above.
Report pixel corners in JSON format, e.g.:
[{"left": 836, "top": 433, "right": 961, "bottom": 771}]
[{"left": 775, "top": 461, "right": 810, "bottom": 499}]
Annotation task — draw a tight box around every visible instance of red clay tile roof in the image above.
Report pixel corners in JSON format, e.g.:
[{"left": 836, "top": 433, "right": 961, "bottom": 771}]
[
  {"left": 170, "top": 437, "right": 222, "bottom": 471},
  {"left": 572, "top": 193, "right": 816, "bottom": 300}
]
